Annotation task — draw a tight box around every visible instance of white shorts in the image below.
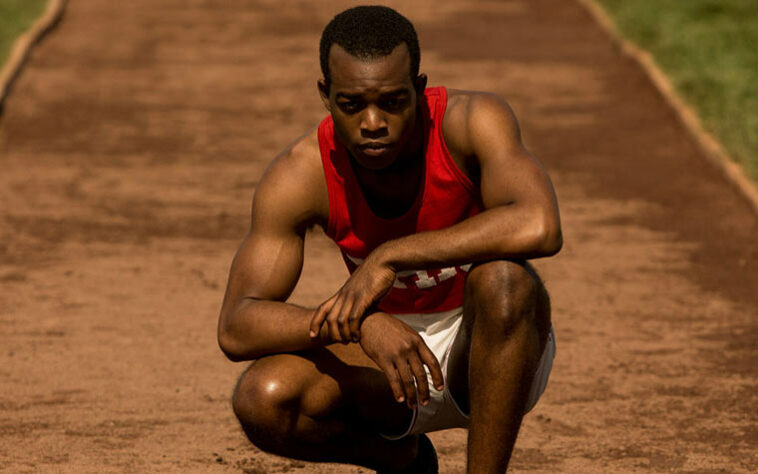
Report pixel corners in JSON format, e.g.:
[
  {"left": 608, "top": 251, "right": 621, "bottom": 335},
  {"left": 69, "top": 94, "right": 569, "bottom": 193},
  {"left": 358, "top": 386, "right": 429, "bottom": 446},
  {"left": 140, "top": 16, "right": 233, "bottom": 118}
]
[{"left": 382, "top": 307, "right": 556, "bottom": 440}]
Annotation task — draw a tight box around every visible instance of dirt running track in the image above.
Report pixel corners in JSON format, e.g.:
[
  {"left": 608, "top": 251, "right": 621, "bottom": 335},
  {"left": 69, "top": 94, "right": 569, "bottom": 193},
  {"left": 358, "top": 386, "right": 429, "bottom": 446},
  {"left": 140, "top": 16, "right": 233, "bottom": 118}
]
[{"left": 0, "top": 0, "right": 756, "bottom": 472}]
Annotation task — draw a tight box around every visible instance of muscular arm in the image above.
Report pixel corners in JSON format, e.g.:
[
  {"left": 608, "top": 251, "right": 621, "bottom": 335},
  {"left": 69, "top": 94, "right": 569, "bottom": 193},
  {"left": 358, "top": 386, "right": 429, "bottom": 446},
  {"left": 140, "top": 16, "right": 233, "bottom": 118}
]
[
  {"left": 217, "top": 131, "right": 444, "bottom": 408},
  {"left": 311, "top": 92, "right": 561, "bottom": 341},
  {"left": 375, "top": 92, "right": 562, "bottom": 270},
  {"left": 217, "top": 134, "right": 331, "bottom": 361}
]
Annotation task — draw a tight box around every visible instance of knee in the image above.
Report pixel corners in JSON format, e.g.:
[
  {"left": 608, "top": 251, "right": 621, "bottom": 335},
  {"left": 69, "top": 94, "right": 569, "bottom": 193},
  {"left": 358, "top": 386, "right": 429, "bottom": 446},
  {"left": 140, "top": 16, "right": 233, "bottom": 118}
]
[
  {"left": 232, "top": 359, "right": 302, "bottom": 451},
  {"left": 465, "top": 260, "right": 547, "bottom": 331}
]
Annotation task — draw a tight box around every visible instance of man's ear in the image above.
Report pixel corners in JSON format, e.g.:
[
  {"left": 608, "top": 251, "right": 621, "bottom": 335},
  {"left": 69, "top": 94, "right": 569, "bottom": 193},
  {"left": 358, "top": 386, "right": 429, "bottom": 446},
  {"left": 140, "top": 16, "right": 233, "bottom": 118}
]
[
  {"left": 317, "top": 79, "right": 331, "bottom": 111},
  {"left": 414, "top": 73, "right": 428, "bottom": 95}
]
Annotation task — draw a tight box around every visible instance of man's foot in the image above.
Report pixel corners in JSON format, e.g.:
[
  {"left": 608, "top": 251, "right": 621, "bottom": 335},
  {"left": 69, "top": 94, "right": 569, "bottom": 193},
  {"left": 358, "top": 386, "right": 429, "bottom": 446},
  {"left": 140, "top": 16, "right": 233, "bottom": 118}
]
[{"left": 377, "top": 434, "right": 438, "bottom": 474}]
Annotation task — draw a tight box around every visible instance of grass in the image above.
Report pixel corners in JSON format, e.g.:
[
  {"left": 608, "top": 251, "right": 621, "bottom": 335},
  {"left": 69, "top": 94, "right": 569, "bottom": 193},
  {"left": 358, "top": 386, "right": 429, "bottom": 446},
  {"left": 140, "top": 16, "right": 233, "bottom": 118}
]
[
  {"left": 0, "top": 0, "right": 48, "bottom": 66},
  {"left": 594, "top": 0, "right": 758, "bottom": 182}
]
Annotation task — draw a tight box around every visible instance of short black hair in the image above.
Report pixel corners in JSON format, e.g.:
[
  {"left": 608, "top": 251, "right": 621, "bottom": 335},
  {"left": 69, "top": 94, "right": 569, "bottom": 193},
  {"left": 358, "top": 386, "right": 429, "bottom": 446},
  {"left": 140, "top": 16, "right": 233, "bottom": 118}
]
[{"left": 319, "top": 6, "right": 420, "bottom": 91}]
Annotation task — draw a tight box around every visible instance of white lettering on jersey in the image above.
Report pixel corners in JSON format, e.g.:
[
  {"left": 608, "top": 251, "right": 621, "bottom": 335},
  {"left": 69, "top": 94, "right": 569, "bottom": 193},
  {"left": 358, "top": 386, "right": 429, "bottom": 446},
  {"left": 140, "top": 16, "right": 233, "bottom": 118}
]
[
  {"left": 414, "top": 270, "right": 437, "bottom": 288},
  {"left": 437, "top": 266, "right": 457, "bottom": 282},
  {"left": 344, "top": 253, "right": 472, "bottom": 290}
]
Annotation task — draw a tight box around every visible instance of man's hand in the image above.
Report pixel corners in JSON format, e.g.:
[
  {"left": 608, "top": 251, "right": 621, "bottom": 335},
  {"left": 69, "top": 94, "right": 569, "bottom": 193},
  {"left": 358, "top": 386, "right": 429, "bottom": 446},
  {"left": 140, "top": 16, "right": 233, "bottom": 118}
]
[
  {"left": 309, "top": 253, "right": 396, "bottom": 343},
  {"left": 358, "top": 312, "right": 445, "bottom": 409}
]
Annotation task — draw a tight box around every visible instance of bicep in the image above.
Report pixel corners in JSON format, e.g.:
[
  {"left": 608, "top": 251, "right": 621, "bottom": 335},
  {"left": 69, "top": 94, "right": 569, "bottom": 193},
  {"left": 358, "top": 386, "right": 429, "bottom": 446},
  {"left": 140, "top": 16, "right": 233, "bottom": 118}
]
[
  {"left": 225, "top": 226, "right": 304, "bottom": 304},
  {"left": 223, "top": 160, "right": 314, "bottom": 308}
]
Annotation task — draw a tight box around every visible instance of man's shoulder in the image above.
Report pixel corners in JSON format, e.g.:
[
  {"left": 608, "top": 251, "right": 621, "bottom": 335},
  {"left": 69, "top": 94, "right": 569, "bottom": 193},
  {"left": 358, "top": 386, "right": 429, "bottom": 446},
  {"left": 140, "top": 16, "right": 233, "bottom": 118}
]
[
  {"left": 261, "top": 125, "right": 324, "bottom": 189},
  {"left": 255, "top": 125, "right": 329, "bottom": 227},
  {"left": 444, "top": 89, "right": 515, "bottom": 125},
  {"left": 442, "top": 89, "right": 521, "bottom": 157},
  {"left": 272, "top": 125, "right": 322, "bottom": 171}
]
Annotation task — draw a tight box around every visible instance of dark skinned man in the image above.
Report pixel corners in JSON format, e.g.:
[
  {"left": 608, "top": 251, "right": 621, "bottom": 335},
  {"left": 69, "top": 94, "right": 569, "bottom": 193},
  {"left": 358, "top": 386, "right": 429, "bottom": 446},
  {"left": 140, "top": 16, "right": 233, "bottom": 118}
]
[{"left": 218, "top": 6, "right": 561, "bottom": 473}]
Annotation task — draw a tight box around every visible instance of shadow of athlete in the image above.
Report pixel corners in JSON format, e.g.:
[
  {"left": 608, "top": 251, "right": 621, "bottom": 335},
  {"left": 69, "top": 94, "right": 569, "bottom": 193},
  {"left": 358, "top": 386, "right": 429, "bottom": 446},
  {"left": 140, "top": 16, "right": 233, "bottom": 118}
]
[{"left": 218, "top": 6, "right": 562, "bottom": 473}]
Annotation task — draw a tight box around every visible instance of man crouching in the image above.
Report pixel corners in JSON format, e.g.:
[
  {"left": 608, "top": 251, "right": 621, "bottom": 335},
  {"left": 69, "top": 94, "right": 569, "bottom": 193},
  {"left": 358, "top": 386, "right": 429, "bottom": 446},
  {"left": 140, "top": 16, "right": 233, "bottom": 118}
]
[{"left": 218, "top": 6, "right": 561, "bottom": 473}]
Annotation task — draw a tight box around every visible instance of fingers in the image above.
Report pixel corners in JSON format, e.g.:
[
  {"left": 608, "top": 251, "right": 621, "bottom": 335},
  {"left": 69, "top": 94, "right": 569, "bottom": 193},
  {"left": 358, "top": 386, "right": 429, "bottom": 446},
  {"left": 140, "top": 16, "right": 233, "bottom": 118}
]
[
  {"left": 311, "top": 293, "right": 358, "bottom": 344},
  {"left": 313, "top": 292, "right": 371, "bottom": 344},
  {"left": 396, "top": 362, "right": 418, "bottom": 409},
  {"left": 309, "top": 295, "right": 336, "bottom": 338},
  {"left": 337, "top": 300, "right": 354, "bottom": 344},
  {"left": 379, "top": 361, "right": 406, "bottom": 404},
  {"left": 333, "top": 295, "right": 364, "bottom": 344},
  {"left": 347, "top": 298, "right": 367, "bottom": 342},
  {"left": 360, "top": 316, "right": 444, "bottom": 410},
  {"left": 408, "top": 356, "right": 430, "bottom": 407},
  {"left": 327, "top": 297, "right": 347, "bottom": 343},
  {"left": 418, "top": 342, "right": 444, "bottom": 391}
]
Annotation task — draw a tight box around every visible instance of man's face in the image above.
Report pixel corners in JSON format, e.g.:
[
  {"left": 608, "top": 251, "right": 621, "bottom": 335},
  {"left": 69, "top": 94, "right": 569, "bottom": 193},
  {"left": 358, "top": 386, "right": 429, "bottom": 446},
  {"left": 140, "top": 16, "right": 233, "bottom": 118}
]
[{"left": 319, "top": 43, "right": 425, "bottom": 171}]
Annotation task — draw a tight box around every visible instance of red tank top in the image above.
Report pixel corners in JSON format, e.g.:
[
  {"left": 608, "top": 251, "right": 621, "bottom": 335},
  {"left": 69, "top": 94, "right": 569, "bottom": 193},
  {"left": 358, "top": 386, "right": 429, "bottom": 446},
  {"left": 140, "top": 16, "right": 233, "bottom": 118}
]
[{"left": 318, "top": 87, "right": 484, "bottom": 314}]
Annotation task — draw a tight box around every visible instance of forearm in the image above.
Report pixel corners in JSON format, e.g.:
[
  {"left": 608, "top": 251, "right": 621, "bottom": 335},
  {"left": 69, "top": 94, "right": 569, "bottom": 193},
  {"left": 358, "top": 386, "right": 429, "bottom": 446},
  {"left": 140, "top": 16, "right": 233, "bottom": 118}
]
[
  {"left": 218, "top": 298, "right": 331, "bottom": 361},
  {"left": 375, "top": 204, "right": 561, "bottom": 271}
]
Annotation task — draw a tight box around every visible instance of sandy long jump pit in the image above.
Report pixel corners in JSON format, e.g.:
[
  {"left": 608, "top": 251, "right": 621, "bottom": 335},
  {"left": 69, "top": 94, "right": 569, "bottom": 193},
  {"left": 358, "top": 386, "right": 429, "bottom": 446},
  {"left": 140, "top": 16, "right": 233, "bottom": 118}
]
[{"left": 0, "top": 0, "right": 756, "bottom": 472}]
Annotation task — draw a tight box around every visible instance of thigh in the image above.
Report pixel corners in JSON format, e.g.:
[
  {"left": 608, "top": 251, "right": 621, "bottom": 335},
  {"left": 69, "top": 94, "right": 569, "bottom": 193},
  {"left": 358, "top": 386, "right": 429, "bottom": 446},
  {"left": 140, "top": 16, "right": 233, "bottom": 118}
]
[{"left": 238, "top": 342, "right": 413, "bottom": 435}]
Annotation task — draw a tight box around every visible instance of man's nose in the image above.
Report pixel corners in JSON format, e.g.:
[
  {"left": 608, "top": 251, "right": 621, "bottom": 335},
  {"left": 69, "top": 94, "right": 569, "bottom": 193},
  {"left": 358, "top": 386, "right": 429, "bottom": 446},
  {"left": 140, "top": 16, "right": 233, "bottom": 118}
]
[{"left": 360, "top": 105, "right": 387, "bottom": 136}]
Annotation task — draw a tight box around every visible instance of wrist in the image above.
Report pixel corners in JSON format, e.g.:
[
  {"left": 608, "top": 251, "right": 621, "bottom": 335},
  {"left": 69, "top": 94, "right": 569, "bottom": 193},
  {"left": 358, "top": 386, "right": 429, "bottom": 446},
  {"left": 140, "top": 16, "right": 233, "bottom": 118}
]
[
  {"left": 359, "top": 311, "right": 388, "bottom": 335},
  {"left": 372, "top": 242, "right": 398, "bottom": 272}
]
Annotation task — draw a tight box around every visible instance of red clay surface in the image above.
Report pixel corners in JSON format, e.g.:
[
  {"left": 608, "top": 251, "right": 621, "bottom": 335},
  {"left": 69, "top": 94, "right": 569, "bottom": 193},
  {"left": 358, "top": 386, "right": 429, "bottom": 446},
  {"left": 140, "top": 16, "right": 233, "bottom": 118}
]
[{"left": 0, "top": 0, "right": 756, "bottom": 472}]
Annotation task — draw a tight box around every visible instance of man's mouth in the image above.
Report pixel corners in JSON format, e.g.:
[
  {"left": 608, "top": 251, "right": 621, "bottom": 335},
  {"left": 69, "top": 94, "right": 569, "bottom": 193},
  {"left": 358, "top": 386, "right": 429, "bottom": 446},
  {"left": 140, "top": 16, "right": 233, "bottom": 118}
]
[{"left": 359, "top": 142, "right": 393, "bottom": 156}]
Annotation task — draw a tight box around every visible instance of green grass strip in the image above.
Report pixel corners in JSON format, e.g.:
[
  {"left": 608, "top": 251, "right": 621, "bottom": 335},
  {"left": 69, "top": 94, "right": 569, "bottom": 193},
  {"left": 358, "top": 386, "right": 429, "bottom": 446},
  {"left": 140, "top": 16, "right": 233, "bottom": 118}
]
[
  {"left": 595, "top": 0, "right": 758, "bottom": 182},
  {"left": 0, "top": 0, "right": 48, "bottom": 66}
]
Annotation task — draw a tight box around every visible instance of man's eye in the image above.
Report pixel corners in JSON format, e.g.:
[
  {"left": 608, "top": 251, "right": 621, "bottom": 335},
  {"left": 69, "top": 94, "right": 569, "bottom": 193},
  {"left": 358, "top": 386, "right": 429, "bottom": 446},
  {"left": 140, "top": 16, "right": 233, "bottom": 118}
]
[
  {"left": 339, "top": 101, "right": 361, "bottom": 112},
  {"left": 382, "top": 97, "right": 406, "bottom": 110}
]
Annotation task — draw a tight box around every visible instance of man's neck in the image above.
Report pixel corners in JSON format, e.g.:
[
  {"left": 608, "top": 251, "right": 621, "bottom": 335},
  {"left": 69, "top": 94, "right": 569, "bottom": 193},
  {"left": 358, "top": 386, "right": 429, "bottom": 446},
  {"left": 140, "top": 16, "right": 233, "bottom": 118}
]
[{"left": 351, "top": 117, "right": 426, "bottom": 219}]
